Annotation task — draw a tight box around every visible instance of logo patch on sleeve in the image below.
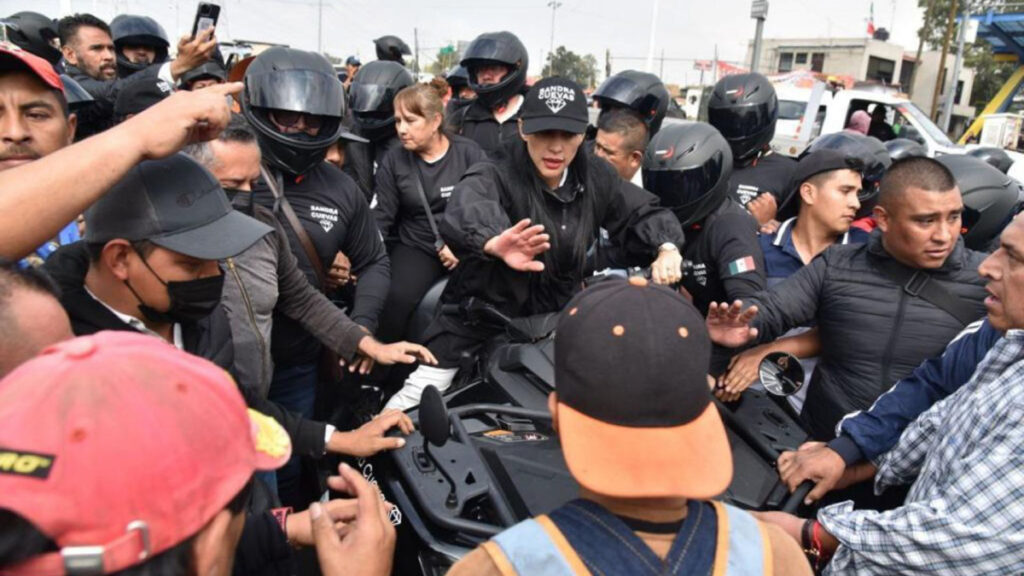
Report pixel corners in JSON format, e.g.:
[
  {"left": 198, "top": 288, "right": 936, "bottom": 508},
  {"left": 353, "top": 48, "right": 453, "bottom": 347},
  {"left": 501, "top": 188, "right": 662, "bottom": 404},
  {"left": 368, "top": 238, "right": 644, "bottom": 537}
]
[
  {"left": 0, "top": 448, "right": 55, "bottom": 479},
  {"left": 727, "top": 256, "right": 757, "bottom": 276}
]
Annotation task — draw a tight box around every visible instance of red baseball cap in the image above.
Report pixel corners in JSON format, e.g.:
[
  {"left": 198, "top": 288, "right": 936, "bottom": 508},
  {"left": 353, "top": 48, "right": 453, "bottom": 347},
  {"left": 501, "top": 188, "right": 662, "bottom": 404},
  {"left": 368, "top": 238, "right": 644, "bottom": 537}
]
[
  {"left": 0, "top": 332, "right": 290, "bottom": 575},
  {"left": 0, "top": 43, "right": 63, "bottom": 92}
]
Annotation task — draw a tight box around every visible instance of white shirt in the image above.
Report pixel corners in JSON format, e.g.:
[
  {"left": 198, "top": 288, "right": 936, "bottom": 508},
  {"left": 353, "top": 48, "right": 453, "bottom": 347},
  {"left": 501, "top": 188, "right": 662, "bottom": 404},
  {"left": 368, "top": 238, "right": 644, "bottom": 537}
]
[{"left": 83, "top": 286, "right": 184, "bottom": 349}]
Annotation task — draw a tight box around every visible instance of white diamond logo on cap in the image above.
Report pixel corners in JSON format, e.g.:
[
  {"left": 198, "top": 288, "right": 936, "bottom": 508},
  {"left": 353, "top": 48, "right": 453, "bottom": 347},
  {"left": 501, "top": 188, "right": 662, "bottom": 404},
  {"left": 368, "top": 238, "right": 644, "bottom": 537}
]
[{"left": 538, "top": 84, "right": 575, "bottom": 114}]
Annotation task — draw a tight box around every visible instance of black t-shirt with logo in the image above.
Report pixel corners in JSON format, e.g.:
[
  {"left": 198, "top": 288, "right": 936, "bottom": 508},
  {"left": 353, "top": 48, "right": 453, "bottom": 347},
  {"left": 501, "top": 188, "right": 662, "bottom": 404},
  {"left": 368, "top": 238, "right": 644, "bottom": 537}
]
[
  {"left": 372, "top": 135, "right": 487, "bottom": 256},
  {"left": 252, "top": 162, "right": 390, "bottom": 367},
  {"left": 726, "top": 152, "right": 798, "bottom": 208}
]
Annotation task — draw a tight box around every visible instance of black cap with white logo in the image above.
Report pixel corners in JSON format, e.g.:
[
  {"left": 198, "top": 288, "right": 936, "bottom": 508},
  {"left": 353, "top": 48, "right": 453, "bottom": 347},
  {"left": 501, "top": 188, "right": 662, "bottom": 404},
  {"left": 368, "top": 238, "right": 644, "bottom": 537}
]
[
  {"left": 84, "top": 153, "right": 272, "bottom": 260},
  {"left": 520, "top": 76, "right": 589, "bottom": 135}
]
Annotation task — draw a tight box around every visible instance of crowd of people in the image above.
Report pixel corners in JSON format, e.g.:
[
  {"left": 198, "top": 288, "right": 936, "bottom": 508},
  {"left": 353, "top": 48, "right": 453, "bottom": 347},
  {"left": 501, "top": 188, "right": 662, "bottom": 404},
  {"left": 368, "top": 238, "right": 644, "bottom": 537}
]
[{"left": 0, "top": 7, "right": 1022, "bottom": 576}]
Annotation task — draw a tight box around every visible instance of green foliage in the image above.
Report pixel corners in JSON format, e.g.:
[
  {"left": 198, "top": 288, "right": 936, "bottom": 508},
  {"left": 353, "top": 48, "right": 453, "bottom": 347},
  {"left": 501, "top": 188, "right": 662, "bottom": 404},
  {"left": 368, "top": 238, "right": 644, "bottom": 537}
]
[
  {"left": 427, "top": 45, "right": 460, "bottom": 76},
  {"left": 544, "top": 46, "right": 599, "bottom": 88}
]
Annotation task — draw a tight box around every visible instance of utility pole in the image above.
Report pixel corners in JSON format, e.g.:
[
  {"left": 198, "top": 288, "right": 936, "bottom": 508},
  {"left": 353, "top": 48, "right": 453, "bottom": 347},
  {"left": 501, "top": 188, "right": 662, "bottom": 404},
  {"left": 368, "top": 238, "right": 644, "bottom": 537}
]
[
  {"left": 414, "top": 28, "right": 420, "bottom": 75},
  {"left": 547, "top": 1, "right": 562, "bottom": 76},
  {"left": 908, "top": 0, "right": 936, "bottom": 97},
  {"left": 645, "top": 0, "right": 660, "bottom": 73},
  {"left": 941, "top": 1, "right": 970, "bottom": 133},
  {"left": 750, "top": 0, "right": 769, "bottom": 73},
  {"left": 931, "top": 0, "right": 959, "bottom": 120},
  {"left": 660, "top": 48, "right": 665, "bottom": 79},
  {"left": 317, "top": 0, "right": 324, "bottom": 54},
  {"left": 605, "top": 48, "right": 611, "bottom": 80}
]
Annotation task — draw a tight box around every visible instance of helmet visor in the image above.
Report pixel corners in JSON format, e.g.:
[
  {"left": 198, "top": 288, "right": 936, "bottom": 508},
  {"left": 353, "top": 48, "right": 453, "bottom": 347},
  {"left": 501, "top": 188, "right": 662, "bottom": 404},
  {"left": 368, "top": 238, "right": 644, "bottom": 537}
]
[
  {"left": 246, "top": 69, "right": 343, "bottom": 117},
  {"left": 349, "top": 83, "right": 393, "bottom": 114},
  {"left": 708, "top": 102, "right": 775, "bottom": 140},
  {"left": 594, "top": 76, "right": 644, "bottom": 109},
  {"left": 643, "top": 151, "right": 726, "bottom": 208},
  {"left": 462, "top": 38, "right": 515, "bottom": 66}
]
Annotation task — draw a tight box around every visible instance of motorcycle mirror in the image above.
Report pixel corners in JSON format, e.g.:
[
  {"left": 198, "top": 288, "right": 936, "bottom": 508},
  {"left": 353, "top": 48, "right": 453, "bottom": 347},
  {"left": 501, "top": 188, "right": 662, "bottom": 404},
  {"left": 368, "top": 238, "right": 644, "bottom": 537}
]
[
  {"left": 758, "top": 352, "right": 805, "bottom": 397},
  {"left": 420, "top": 385, "right": 450, "bottom": 447}
]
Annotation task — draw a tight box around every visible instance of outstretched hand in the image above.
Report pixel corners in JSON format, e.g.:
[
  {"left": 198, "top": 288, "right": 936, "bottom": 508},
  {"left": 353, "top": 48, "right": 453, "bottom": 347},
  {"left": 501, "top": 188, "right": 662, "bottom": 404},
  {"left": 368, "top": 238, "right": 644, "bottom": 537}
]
[
  {"left": 327, "top": 410, "right": 415, "bottom": 457},
  {"left": 706, "top": 300, "right": 759, "bottom": 348},
  {"left": 484, "top": 219, "right": 550, "bottom": 272},
  {"left": 311, "top": 463, "right": 396, "bottom": 576}
]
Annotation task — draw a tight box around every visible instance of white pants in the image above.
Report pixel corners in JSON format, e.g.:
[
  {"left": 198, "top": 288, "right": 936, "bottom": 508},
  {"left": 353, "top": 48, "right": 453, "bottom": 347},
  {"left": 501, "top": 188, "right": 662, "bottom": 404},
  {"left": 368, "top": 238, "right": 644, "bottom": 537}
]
[{"left": 384, "top": 366, "right": 459, "bottom": 411}]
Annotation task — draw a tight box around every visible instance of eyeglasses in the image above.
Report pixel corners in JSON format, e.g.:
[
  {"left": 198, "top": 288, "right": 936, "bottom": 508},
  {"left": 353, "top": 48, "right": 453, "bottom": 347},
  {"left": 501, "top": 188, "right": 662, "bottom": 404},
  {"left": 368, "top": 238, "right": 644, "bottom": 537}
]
[{"left": 268, "top": 109, "right": 326, "bottom": 132}]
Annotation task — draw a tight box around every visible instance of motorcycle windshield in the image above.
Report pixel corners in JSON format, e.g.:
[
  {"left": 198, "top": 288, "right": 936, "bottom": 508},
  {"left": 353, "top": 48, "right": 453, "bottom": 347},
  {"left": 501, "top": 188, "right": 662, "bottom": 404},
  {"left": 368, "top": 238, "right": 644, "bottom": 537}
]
[
  {"left": 594, "top": 76, "right": 644, "bottom": 108},
  {"left": 708, "top": 102, "right": 774, "bottom": 139},
  {"left": 246, "top": 69, "right": 343, "bottom": 117},
  {"left": 349, "top": 83, "right": 392, "bottom": 114},
  {"left": 643, "top": 152, "right": 725, "bottom": 208}
]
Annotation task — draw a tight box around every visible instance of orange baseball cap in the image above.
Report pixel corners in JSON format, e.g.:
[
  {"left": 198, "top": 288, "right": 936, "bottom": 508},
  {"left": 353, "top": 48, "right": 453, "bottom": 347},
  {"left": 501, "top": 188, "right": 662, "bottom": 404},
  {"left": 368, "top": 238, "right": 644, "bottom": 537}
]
[
  {"left": 553, "top": 277, "right": 732, "bottom": 499},
  {"left": 0, "top": 332, "right": 290, "bottom": 575}
]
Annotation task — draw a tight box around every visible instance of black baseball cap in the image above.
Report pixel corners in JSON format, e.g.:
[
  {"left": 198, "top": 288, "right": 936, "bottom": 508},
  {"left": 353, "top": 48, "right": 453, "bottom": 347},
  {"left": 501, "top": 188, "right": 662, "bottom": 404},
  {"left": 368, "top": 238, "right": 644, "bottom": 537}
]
[
  {"left": 114, "top": 75, "right": 174, "bottom": 118},
  {"left": 345, "top": 55, "right": 361, "bottom": 67},
  {"left": 553, "top": 276, "right": 732, "bottom": 499},
  {"left": 520, "top": 76, "right": 588, "bottom": 135},
  {"left": 84, "top": 153, "right": 272, "bottom": 260}
]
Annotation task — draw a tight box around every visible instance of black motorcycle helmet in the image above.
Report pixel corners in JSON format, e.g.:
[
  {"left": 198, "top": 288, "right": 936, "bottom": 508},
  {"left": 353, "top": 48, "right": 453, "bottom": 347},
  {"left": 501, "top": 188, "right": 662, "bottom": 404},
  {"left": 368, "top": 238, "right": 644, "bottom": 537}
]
[
  {"left": 110, "top": 15, "right": 170, "bottom": 78},
  {"left": 966, "top": 146, "right": 1014, "bottom": 175},
  {"left": 707, "top": 72, "right": 778, "bottom": 164},
  {"left": 642, "top": 122, "right": 733, "bottom": 228},
  {"left": 374, "top": 35, "right": 411, "bottom": 63},
  {"left": 446, "top": 64, "right": 470, "bottom": 91},
  {"left": 59, "top": 74, "right": 94, "bottom": 113},
  {"left": 593, "top": 70, "right": 670, "bottom": 136},
  {"left": 938, "top": 154, "right": 1020, "bottom": 251},
  {"left": 884, "top": 138, "right": 927, "bottom": 162},
  {"left": 348, "top": 60, "right": 413, "bottom": 143},
  {"left": 181, "top": 60, "right": 227, "bottom": 89},
  {"left": 1, "top": 12, "right": 60, "bottom": 65},
  {"left": 242, "top": 47, "right": 346, "bottom": 175},
  {"left": 460, "top": 31, "right": 528, "bottom": 109},
  {"left": 805, "top": 132, "right": 891, "bottom": 219}
]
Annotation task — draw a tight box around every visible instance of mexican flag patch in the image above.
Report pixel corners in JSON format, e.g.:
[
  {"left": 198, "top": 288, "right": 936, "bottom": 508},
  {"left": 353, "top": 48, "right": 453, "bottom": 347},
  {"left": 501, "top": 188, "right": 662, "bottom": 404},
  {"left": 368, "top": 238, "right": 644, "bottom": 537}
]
[{"left": 727, "top": 256, "right": 756, "bottom": 276}]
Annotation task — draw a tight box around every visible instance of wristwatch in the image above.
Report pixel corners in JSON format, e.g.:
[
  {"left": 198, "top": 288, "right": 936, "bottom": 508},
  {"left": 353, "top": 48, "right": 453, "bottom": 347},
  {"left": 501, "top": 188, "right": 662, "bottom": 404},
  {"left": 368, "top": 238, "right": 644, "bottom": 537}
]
[{"left": 658, "top": 242, "right": 679, "bottom": 253}]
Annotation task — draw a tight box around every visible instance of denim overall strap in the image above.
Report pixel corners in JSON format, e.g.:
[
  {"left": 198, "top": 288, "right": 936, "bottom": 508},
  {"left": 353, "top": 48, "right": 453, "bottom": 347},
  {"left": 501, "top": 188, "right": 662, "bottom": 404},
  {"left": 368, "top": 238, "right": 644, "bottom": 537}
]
[
  {"left": 710, "top": 501, "right": 773, "bottom": 576},
  {"left": 486, "top": 515, "right": 591, "bottom": 576}
]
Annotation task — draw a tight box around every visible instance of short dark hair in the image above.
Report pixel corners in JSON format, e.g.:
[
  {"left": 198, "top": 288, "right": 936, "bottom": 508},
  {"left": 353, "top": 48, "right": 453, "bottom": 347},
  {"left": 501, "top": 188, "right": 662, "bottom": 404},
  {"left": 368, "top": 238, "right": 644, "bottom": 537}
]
[
  {"left": 878, "top": 156, "right": 957, "bottom": 208},
  {"left": 182, "top": 114, "right": 258, "bottom": 170},
  {"left": 596, "top": 108, "right": 649, "bottom": 154},
  {"left": 57, "top": 13, "right": 111, "bottom": 47},
  {"left": 86, "top": 239, "right": 156, "bottom": 264},
  {"left": 0, "top": 259, "right": 60, "bottom": 340}
]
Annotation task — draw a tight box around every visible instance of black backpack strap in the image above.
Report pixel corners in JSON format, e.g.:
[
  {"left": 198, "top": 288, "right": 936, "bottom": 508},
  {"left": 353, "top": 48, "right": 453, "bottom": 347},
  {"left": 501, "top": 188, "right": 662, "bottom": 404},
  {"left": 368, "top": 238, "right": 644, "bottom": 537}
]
[
  {"left": 874, "top": 258, "right": 979, "bottom": 326},
  {"left": 406, "top": 150, "right": 446, "bottom": 252}
]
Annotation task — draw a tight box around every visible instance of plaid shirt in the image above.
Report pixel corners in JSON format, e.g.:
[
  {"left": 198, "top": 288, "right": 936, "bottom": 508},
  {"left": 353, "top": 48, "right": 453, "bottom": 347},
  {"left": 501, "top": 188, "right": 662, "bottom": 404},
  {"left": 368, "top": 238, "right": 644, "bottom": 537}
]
[{"left": 818, "top": 330, "right": 1024, "bottom": 575}]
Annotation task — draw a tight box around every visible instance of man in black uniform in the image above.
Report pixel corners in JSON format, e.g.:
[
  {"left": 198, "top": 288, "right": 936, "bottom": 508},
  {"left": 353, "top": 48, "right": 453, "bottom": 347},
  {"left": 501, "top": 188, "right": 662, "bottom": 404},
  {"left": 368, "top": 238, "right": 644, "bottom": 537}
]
[
  {"left": 345, "top": 59, "right": 413, "bottom": 201},
  {"left": 242, "top": 47, "right": 391, "bottom": 485},
  {"left": 57, "top": 13, "right": 215, "bottom": 139},
  {"left": 644, "top": 121, "right": 766, "bottom": 318},
  {"left": 446, "top": 31, "right": 529, "bottom": 155},
  {"left": 708, "top": 73, "right": 796, "bottom": 227}
]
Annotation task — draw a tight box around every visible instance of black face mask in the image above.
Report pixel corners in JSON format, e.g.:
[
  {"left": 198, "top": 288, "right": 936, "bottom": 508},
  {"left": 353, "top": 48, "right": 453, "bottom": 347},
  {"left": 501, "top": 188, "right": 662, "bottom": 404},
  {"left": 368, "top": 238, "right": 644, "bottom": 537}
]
[{"left": 124, "top": 247, "right": 225, "bottom": 325}]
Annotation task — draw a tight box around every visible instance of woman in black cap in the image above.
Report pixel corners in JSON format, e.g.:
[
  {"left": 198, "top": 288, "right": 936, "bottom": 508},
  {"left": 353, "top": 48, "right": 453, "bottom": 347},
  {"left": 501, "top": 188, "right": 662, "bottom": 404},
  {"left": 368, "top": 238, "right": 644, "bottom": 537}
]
[{"left": 384, "top": 77, "right": 687, "bottom": 410}]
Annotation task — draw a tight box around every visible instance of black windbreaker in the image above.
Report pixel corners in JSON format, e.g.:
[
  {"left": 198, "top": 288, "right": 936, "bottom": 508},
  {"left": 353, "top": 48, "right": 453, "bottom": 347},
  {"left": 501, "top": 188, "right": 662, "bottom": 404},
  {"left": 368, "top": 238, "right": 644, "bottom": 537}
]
[
  {"left": 445, "top": 98, "right": 523, "bottom": 156},
  {"left": 439, "top": 144, "right": 686, "bottom": 321}
]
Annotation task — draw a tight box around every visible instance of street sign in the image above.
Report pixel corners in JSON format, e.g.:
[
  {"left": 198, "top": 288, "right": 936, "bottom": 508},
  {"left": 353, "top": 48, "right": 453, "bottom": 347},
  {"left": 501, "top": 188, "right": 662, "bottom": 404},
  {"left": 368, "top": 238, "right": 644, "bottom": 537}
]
[{"left": 751, "top": 0, "right": 768, "bottom": 19}]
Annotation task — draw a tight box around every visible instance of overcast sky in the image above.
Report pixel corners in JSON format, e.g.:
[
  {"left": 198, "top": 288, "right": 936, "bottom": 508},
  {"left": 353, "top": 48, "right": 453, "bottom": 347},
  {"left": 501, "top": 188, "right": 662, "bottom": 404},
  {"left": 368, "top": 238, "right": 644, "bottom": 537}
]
[{"left": 5, "top": 0, "right": 930, "bottom": 85}]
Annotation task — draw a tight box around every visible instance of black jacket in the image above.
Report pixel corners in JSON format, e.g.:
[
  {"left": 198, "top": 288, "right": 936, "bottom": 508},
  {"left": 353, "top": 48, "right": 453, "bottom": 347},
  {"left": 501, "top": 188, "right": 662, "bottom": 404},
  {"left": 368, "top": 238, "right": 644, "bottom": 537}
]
[
  {"left": 373, "top": 135, "right": 487, "bottom": 255},
  {"left": 253, "top": 163, "right": 390, "bottom": 367},
  {"left": 748, "top": 231, "right": 988, "bottom": 439},
  {"left": 439, "top": 145, "right": 686, "bottom": 321},
  {"left": 446, "top": 97, "right": 523, "bottom": 156},
  {"left": 63, "top": 62, "right": 161, "bottom": 140},
  {"left": 43, "top": 243, "right": 329, "bottom": 457},
  {"left": 343, "top": 133, "right": 402, "bottom": 203}
]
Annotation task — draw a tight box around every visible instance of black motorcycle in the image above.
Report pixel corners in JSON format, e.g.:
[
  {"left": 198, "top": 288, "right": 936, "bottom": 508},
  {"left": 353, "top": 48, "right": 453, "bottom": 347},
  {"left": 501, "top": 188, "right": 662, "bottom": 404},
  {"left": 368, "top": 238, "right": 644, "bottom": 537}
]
[{"left": 360, "top": 284, "right": 814, "bottom": 575}]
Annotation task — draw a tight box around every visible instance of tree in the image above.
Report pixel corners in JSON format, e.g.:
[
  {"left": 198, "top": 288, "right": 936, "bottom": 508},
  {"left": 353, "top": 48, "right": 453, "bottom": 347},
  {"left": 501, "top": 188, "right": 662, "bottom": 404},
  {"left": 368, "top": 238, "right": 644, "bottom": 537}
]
[
  {"left": 545, "top": 46, "right": 599, "bottom": 88},
  {"left": 915, "top": 0, "right": 1012, "bottom": 108},
  {"left": 427, "top": 44, "right": 459, "bottom": 76}
]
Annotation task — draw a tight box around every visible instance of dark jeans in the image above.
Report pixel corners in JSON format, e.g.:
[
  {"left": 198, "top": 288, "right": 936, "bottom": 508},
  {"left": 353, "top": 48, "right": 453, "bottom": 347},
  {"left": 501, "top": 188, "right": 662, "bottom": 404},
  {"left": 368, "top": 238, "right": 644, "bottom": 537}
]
[
  {"left": 268, "top": 362, "right": 318, "bottom": 508},
  {"left": 376, "top": 243, "right": 447, "bottom": 344}
]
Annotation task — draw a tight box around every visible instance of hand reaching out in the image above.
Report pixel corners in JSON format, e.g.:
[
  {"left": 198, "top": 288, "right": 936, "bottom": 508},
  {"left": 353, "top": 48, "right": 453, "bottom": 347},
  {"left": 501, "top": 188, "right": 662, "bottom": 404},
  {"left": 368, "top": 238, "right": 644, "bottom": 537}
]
[{"left": 483, "top": 219, "right": 550, "bottom": 272}]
